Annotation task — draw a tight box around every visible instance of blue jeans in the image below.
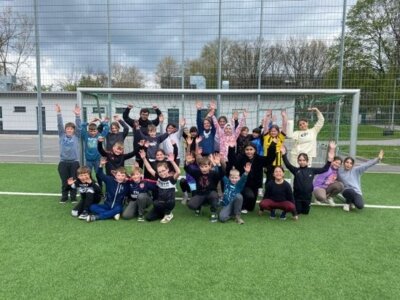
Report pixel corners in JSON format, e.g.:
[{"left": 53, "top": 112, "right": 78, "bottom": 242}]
[{"left": 89, "top": 203, "right": 123, "bottom": 220}]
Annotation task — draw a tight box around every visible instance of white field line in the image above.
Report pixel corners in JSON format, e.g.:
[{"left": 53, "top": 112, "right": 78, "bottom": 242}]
[{"left": 1, "top": 191, "right": 400, "bottom": 209}]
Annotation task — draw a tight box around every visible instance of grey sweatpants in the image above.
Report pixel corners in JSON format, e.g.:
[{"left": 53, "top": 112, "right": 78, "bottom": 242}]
[
  {"left": 219, "top": 194, "right": 243, "bottom": 222},
  {"left": 122, "top": 193, "right": 152, "bottom": 219}
]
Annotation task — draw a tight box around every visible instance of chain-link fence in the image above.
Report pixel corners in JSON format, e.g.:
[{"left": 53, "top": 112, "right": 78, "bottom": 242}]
[{"left": 0, "top": 0, "right": 398, "bottom": 168}]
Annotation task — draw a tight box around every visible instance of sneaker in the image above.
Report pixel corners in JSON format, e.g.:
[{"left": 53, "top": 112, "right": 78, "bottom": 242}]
[
  {"left": 350, "top": 203, "right": 356, "bottom": 210},
  {"left": 137, "top": 215, "right": 145, "bottom": 222},
  {"left": 114, "top": 213, "right": 121, "bottom": 221},
  {"left": 71, "top": 199, "right": 78, "bottom": 204},
  {"left": 210, "top": 213, "right": 218, "bottom": 223},
  {"left": 327, "top": 197, "right": 336, "bottom": 207},
  {"left": 181, "top": 193, "right": 188, "bottom": 205},
  {"left": 78, "top": 212, "right": 88, "bottom": 220},
  {"left": 280, "top": 211, "right": 287, "bottom": 220},
  {"left": 71, "top": 209, "right": 79, "bottom": 217},
  {"left": 292, "top": 215, "right": 299, "bottom": 221},
  {"left": 86, "top": 215, "right": 97, "bottom": 222},
  {"left": 270, "top": 209, "right": 276, "bottom": 220},
  {"left": 59, "top": 199, "right": 67, "bottom": 204},
  {"left": 258, "top": 188, "right": 263, "bottom": 197},
  {"left": 194, "top": 209, "right": 201, "bottom": 217},
  {"left": 235, "top": 215, "right": 245, "bottom": 225},
  {"left": 343, "top": 204, "right": 350, "bottom": 212},
  {"left": 160, "top": 213, "right": 174, "bottom": 224},
  {"left": 241, "top": 209, "right": 248, "bottom": 214},
  {"left": 314, "top": 199, "right": 322, "bottom": 205}
]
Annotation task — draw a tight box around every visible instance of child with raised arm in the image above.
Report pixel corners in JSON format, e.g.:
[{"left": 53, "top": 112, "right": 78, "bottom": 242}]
[
  {"left": 338, "top": 150, "right": 384, "bottom": 212},
  {"left": 281, "top": 141, "right": 336, "bottom": 215},
  {"left": 104, "top": 115, "right": 129, "bottom": 151},
  {"left": 69, "top": 166, "right": 102, "bottom": 220},
  {"left": 56, "top": 103, "right": 81, "bottom": 204},
  {"left": 196, "top": 100, "right": 216, "bottom": 156},
  {"left": 81, "top": 117, "right": 109, "bottom": 189},
  {"left": 87, "top": 159, "right": 129, "bottom": 222},
  {"left": 219, "top": 163, "right": 251, "bottom": 225},
  {"left": 123, "top": 166, "right": 155, "bottom": 222},
  {"left": 140, "top": 150, "right": 181, "bottom": 223},
  {"left": 289, "top": 107, "right": 324, "bottom": 166},
  {"left": 97, "top": 136, "right": 136, "bottom": 176},
  {"left": 184, "top": 153, "right": 223, "bottom": 222}
]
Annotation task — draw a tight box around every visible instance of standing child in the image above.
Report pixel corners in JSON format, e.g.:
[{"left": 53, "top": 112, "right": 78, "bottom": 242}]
[
  {"left": 87, "top": 159, "right": 129, "bottom": 222},
  {"left": 140, "top": 150, "right": 181, "bottom": 223},
  {"left": 104, "top": 115, "right": 129, "bottom": 151},
  {"left": 69, "top": 166, "right": 102, "bottom": 220},
  {"left": 219, "top": 163, "right": 251, "bottom": 225},
  {"left": 81, "top": 118, "right": 109, "bottom": 189},
  {"left": 196, "top": 101, "right": 216, "bottom": 156},
  {"left": 281, "top": 141, "right": 336, "bottom": 215},
  {"left": 56, "top": 103, "right": 81, "bottom": 204}
]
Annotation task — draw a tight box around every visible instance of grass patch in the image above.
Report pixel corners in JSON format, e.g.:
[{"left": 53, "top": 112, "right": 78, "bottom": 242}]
[{"left": 318, "top": 124, "right": 400, "bottom": 141}]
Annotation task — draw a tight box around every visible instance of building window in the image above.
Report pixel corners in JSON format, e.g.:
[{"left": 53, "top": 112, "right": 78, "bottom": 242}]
[
  {"left": 92, "top": 107, "right": 105, "bottom": 114},
  {"left": 167, "top": 108, "right": 179, "bottom": 126},
  {"left": 14, "top": 106, "right": 26, "bottom": 113},
  {"left": 115, "top": 107, "right": 125, "bottom": 114}
]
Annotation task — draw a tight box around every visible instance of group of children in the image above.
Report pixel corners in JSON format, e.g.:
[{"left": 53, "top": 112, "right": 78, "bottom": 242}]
[{"left": 56, "top": 100, "right": 384, "bottom": 224}]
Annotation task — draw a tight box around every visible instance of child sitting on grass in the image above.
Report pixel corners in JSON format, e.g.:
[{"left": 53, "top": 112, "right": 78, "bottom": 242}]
[
  {"left": 86, "top": 159, "right": 129, "bottom": 222},
  {"left": 56, "top": 103, "right": 81, "bottom": 204},
  {"left": 123, "top": 166, "right": 155, "bottom": 222},
  {"left": 140, "top": 150, "right": 181, "bottom": 223},
  {"left": 219, "top": 163, "right": 251, "bottom": 225},
  {"left": 69, "top": 166, "right": 102, "bottom": 220}
]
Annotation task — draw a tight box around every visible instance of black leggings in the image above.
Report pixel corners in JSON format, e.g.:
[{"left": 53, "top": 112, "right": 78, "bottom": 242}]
[
  {"left": 241, "top": 186, "right": 258, "bottom": 211},
  {"left": 342, "top": 189, "right": 364, "bottom": 209}
]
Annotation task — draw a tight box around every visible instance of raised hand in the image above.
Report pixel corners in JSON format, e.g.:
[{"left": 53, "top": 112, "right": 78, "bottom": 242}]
[
  {"left": 180, "top": 118, "right": 186, "bottom": 127},
  {"left": 378, "top": 150, "right": 384, "bottom": 160},
  {"left": 55, "top": 104, "right": 61, "bottom": 113},
  {"left": 67, "top": 177, "right": 75, "bottom": 185},
  {"left": 100, "top": 157, "right": 107, "bottom": 166},
  {"left": 280, "top": 145, "right": 287, "bottom": 155},
  {"left": 209, "top": 100, "right": 217, "bottom": 111},
  {"left": 167, "top": 153, "right": 175, "bottom": 162},
  {"left": 98, "top": 136, "right": 105, "bottom": 143},
  {"left": 139, "top": 149, "right": 147, "bottom": 159},
  {"left": 159, "top": 114, "right": 164, "bottom": 123},
  {"left": 186, "top": 136, "right": 193, "bottom": 146},
  {"left": 243, "top": 110, "right": 248, "bottom": 119},
  {"left": 127, "top": 104, "right": 133, "bottom": 109},
  {"left": 73, "top": 104, "right": 80, "bottom": 116},
  {"left": 196, "top": 100, "right": 203, "bottom": 110},
  {"left": 113, "top": 115, "right": 121, "bottom": 121},
  {"left": 195, "top": 136, "right": 203, "bottom": 144},
  {"left": 152, "top": 104, "right": 159, "bottom": 110},
  {"left": 281, "top": 109, "right": 287, "bottom": 118},
  {"left": 244, "top": 162, "right": 252, "bottom": 174}
]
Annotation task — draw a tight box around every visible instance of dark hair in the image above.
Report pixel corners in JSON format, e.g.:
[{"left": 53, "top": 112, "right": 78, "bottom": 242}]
[
  {"left": 77, "top": 166, "right": 91, "bottom": 175},
  {"left": 344, "top": 157, "right": 355, "bottom": 165},
  {"left": 218, "top": 116, "right": 228, "bottom": 123},
  {"left": 111, "top": 121, "right": 120, "bottom": 129},
  {"left": 273, "top": 165, "right": 285, "bottom": 173},
  {"left": 241, "top": 126, "right": 249, "bottom": 132},
  {"left": 252, "top": 128, "right": 261, "bottom": 134},
  {"left": 88, "top": 123, "right": 97, "bottom": 131},
  {"left": 167, "top": 123, "right": 177, "bottom": 129},
  {"left": 297, "top": 153, "right": 309, "bottom": 162},
  {"left": 333, "top": 156, "right": 342, "bottom": 162},
  {"left": 269, "top": 124, "right": 280, "bottom": 133},
  {"left": 140, "top": 108, "right": 150, "bottom": 114},
  {"left": 189, "top": 126, "right": 198, "bottom": 133},
  {"left": 244, "top": 142, "right": 257, "bottom": 150},
  {"left": 297, "top": 118, "right": 308, "bottom": 125},
  {"left": 64, "top": 122, "right": 76, "bottom": 130}
]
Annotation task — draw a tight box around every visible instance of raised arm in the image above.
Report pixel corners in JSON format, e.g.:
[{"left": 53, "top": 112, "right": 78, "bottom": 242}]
[
  {"left": 151, "top": 104, "right": 162, "bottom": 126},
  {"left": 281, "top": 109, "right": 288, "bottom": 134},
  {"left": 97, "top": 137, "right": 108, "bottom": 157},
  {"left": 139, "top": 149, "right": 156, "bottom": 177},
  {"left": 281, "top": 146, "right": 298, "bottom": 175},
  {"left": 122, "top": 104, "right": 136, "bottom": 128},
  {"left": 56, "top": 104, "right": 63, "bottom": 137},
  {"left": 167, "top": 153, "right": 181, "bottom": 180},
  {"left": 309, "top": 107, "right": 325, "bottom": 134},
  {"left": 74, "top": 104, "right": 81, "bottom": 137}
]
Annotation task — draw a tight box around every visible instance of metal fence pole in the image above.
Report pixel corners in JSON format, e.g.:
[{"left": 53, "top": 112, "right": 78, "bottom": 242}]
[
  {"left": 217, "top": 0, "right": 222, "bottom": 114},
  {"left": 107, "top": 0, "right": 112, "bottom": 118},
  {"left": 256, "top": 0, "right": 264, "bottom": 126},
  {"left": 34, "top": 0, "right": 43, "bottom": 162}
]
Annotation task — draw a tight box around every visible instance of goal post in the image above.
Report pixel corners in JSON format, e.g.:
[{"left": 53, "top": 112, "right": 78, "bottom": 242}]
[{"left": 77, "top": 88, "right": 361, "bottom": 159}]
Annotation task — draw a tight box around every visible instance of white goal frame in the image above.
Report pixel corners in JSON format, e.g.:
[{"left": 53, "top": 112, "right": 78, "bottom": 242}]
[{"left": 77, "top": 87, "right": 361, "bottom": 157}]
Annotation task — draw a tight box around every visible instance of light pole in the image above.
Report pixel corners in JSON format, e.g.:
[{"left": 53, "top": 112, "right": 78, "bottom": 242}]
[{"left": 391, "top": 77, "right": 400, "bottom": 131}]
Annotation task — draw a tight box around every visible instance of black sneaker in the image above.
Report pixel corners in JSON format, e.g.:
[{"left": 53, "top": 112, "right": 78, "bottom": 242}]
[
  {"left": 270, "top": 209, "right": 276, "bottom": 219},
  {"left": 78, "top": 211, "right": 88, "bottom": 220},
  {"left": 59, "top": 198, "right": 68, "bottom": 204},
  {"left": 279, "top": 211, "right": 287, "bottom": 221},
  {"left": 210, "top": 213, "right": 218, "bottom": 223},
  {"left": 71, "top": 199, "right": 78, "bottom": 204}
]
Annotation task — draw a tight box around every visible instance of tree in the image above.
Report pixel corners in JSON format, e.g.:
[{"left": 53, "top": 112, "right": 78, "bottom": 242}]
[
  {"left": 111, "top": 63, "right": 145, "bottom": 88},
  {"left": 155, "top": 56, "right": 181, "bottom": 88},
  {"left": 0, "top": 7, "right": 34, "bottom": 88}
]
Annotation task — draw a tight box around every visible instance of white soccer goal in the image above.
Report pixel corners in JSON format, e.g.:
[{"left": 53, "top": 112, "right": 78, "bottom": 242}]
[{"left": 77, "top": 88, "right": 361, "bottom": 161}]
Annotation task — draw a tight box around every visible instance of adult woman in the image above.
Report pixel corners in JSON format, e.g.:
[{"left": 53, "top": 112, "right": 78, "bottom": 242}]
[{"left": 338, "top": 150, "right": 384, "bottom": 211}]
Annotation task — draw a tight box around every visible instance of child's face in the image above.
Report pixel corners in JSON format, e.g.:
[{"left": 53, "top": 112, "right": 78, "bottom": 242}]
[
  {"left": 155, "top": 151, "right": 165, "bottom": 161},
  {"left": 157, "top": 166, "right": 169, "bottom": 178},
  {"left": 89, "top": 128, "right": 98, "bottom": 137},
  {"left": 224, "top": 125, "right": 232, "bottom": 136},
  {"left": 269, "top": 127, "right": 279, "bottom": 137},
  {"left": 244, "top": 146, "right": 256, "bottom": 158},
  {"left": 252, "top": 132, "right": 260, "bottom": 139},
  {"left": 298, "top": 120, "right": 309, "bottom": 131},
  {"left": 190, "top": 131, "right": 198, "bottom": 138},
  {"left": 65, "top": 126, "right": 75, "bottom": 137},
  {"left": 240, "top": 129, "right": 249, "bottom": 137},
  {"left": 229, "top": 173, "right": 240, "bottom": 185},
  {"left": 298, "top": 156, "right": 308, "bottom": 167},
  {"left": 148, "top": 129, "right": 157, "bottom": 138},
  {"left": 78, "top": 172, "right": 91, "bottom": 183},
  {"left": 344, "top": 159, "right": 353, "bottom": 170},
  {"left": 273, "top": 168, "right": 284, "bottom": 180},
  {"left": 199, "top": 164, "right": 211, "bottom": 174},
  {"left": 218, "top": 118, "right": 227, "bottom": 127},
  {"left": 131, "top": 172, "right": 141, "bottom": 182},
  {"left": 203, "top": 120, "right": 211, "bottom": 130},
  {"left": 331, "top": 159, "right": 342, "bottom": 170},
  {"left": 186, "top": 153, "right": 195, "bottom": 163},
  {"left": 112, "top": 146, "right": 123, "bottom": 156},
  {"left": 166, "top": 125, "right": 175, "bottom": 134},
  {"left": 115, "top": 172, "right": 126, "bottom": 183},
  {"left": 111, "top": 125, "right": 119, "bottom": 134}
]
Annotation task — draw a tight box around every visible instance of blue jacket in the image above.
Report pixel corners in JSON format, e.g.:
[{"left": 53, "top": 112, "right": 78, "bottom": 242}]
[
  {"left": 96, "top": 168, "right": 129, "bottom": 208},
  {"left": 57, "top": 113, "right": 81, "bottom": 161},
  {"left": 81, "top": 121, "right": 109, "bottom": 161},
  {"left": 197, "top": 110, "right": 216, "bottom": 155},
  {"left": 221, "top": 174, "right": 247, "bottom": 206}
]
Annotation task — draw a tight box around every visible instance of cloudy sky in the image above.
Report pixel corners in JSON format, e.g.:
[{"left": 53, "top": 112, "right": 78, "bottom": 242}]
[{"left": 2, "top": 0, "right": 357, "bottom": 87}]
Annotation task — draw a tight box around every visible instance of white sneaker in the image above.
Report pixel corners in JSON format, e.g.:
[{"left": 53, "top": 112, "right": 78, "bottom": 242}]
[
  {"left": 114, "top": 213, "right": 121, "bottom": 221},
  {"left": 350, "top": 203, "right": 356, "bottom": 210},
  {"left": 327, "top": 197, "right": 336, "bottom": 207},
  {"left": 241, "top": 209, "right": 248, "bottom": 214},
  {"left": 71, "top": 210, "right": 79, "bottom": 217},
  {"left": 160, "top": 213, "right": 174, "bottom": 224},
  {"left": 343, "top": 204, "right": 350, "bottom": 212},
  {"left": 181, "top": 193, "right": 188, "bottom": 205},
  {"left": 314, "top": 200, "right": 322, "bottom": 205}
]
